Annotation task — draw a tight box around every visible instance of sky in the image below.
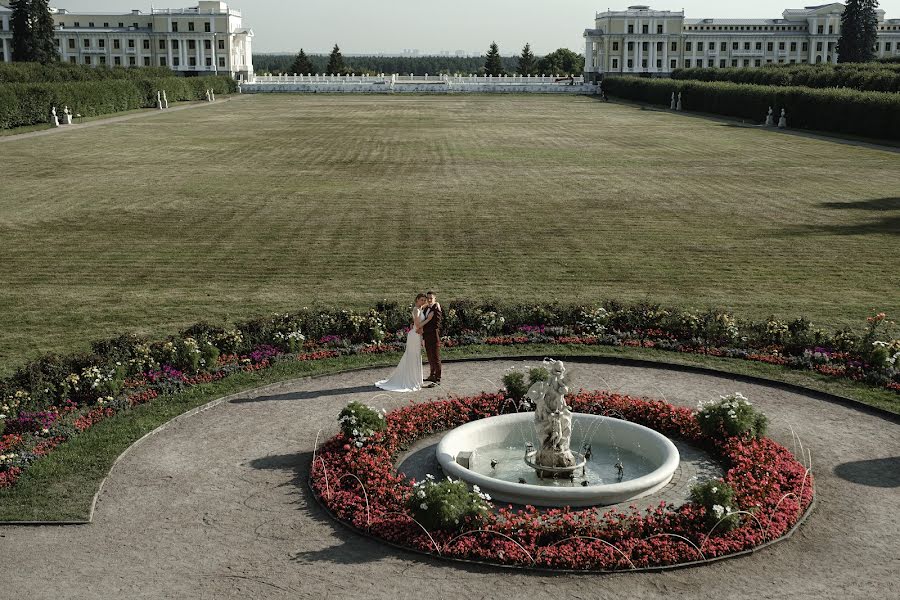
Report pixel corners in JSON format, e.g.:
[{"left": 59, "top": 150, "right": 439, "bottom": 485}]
[{"left": 47, "top": 1, "right": 900, "bottom": 55}]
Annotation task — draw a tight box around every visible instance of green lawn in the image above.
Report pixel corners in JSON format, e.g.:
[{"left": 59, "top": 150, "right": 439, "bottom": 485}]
[{"left": 0, "top": 94, "right": 897, "bottom": 375}]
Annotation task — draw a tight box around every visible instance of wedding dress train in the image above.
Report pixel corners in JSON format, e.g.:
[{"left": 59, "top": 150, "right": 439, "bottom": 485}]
[{"left": 375, "top": 309, "right": 424, "bottom": 392}]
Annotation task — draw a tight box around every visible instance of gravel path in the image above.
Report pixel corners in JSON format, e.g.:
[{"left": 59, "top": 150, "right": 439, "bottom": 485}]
[{"left": 1, "top": 358, "right": 897, "bottom": 600}]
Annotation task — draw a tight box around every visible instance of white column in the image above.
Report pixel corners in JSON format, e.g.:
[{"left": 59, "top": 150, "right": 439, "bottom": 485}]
[{"left": 585, "top": 38, "right": 595, "bottom": 74}]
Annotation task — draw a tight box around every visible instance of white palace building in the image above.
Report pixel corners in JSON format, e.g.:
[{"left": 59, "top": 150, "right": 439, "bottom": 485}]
[
  {"left": 584, "top": 4, "right": 900, "bottom": 79},
  {"left": 0, "top": 1, "right": 252, "bottom": 78}
]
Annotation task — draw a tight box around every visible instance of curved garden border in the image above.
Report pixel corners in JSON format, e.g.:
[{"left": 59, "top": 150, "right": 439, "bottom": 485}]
[
  {"left": 309, "top": 388, "right": 816, "bottom": 572},
  {"left": 4, "top": 352, "right": 890, "bottom": 527}
]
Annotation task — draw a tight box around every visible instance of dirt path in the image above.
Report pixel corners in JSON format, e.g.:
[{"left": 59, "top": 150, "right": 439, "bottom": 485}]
[{"left": 1, "top": 359, "right": 897, "bottom": 600}]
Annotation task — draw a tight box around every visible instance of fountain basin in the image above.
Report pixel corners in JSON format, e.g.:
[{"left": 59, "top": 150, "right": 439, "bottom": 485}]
[{"left": 436, "top": 412, "right": 680, "bottom": 507}]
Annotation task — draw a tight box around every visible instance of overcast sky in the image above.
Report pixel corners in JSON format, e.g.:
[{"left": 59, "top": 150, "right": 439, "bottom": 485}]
[{"left": 48, "top": 1, "right": 900, "bottom": 54}]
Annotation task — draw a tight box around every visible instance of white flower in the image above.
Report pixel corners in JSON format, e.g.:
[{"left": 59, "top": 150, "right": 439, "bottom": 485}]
[
  {"left": 472, "top": 485, "right": 480, "bottom": 493},
  {"left": 711, "top": 486, "right": 718, "bottom": 494},
  {"left": 419, "top": 503, "right": 428, "bottom": 510},
  {"left": 425, "top": 474, "right": 435, "bottom": 480},
  {"left": 483, "top": 493, "right": 491, "bottom": 501},
  {"left": 417, "top": 490, "right": 426, "bottom": 499},
  {"left": 712, "top": 504, "right": 725, "bottom": 518}
]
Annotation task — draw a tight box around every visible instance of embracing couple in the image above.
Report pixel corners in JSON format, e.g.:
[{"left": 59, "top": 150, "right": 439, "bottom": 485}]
[{"left": 375, "top": 291, "right": 443, "bottom": 392}]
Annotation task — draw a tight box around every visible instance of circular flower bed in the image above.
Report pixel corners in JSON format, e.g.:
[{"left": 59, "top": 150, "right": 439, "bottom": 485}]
[{"left": 310, "top": 391, "right": 814, "bottom": 571}]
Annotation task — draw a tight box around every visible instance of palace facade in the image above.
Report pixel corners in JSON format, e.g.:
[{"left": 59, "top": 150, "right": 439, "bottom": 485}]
[
  {"left": 0, "top": 1, "right": 252, "bottom": 78},
  {"left": 584, "top": 4, "right": 900, "bottom": 78}
]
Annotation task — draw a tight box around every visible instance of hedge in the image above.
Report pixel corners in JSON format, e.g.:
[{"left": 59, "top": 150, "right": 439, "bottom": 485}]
[
  {"left": 0, "top": 75, "right": 237, "bottom": 129},
  {"left": 602, "top": 76, "right": 900, "bottom": 140},
  {"left": 672, "top": 64, "right": 900, "bottom": 93},
  {"left": 0, "top": 62, "right": 174, "bottom": 83}
]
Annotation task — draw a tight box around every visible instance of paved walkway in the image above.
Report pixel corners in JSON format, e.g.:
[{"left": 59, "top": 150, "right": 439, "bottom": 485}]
[
  {"left": 1, "top": 358, "right": 898, "bottom": 600},
  {"left": 0, "top": 97, "right": 239, "bottom": 144}
]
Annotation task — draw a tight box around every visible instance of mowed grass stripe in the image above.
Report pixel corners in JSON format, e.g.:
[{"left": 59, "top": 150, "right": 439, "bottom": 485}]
[{"left": 0, "top": 94, "right": 897, "bottom": 373}]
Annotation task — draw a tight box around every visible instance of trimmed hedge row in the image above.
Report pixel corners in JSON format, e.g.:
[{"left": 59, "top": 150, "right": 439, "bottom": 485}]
[
  {"left": 0, "top": 62, "right": 173, "bottom": 83},
  {"left": 0, "top": 75, "right": 237, "bottom": 129},
  {"left": 672, "top": 64, "right": 900, "bottom": 93},
  {"left": 602, "top": 77, "right": 900, "bottom": 140}
]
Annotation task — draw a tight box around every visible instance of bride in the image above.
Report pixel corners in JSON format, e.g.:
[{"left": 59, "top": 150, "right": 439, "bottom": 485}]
[{"left": 376, "top": 294, "right": 433, "bottom": 392}]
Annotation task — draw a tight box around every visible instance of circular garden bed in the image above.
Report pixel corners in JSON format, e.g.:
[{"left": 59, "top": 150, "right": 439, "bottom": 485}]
[{"left": 310, "top": 390, "right": 815, "bottom": 571}]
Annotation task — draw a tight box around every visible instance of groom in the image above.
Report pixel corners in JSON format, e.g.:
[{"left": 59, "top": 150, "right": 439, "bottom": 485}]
[{"left": 420, "top": 291, "right": 443, "bottom": 386}]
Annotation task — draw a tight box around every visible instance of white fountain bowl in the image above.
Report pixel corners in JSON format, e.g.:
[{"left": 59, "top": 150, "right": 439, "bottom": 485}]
[{"left": 436, "top": 412, "right": 680, "bottom": 508}]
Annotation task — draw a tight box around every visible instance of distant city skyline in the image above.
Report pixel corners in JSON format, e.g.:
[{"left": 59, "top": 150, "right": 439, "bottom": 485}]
[{"left": 45, "top": 1, "right": 900, "bottom": 54}]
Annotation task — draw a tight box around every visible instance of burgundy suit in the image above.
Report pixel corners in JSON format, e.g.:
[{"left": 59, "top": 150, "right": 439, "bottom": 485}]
[{"left": 422, "top": 304, "right": 443, "bottom": 382}]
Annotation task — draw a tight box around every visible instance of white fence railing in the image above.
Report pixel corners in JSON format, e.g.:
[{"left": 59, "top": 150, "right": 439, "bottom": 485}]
[{"left": 249, "top": 73, "right": 586, "bottom": 85}]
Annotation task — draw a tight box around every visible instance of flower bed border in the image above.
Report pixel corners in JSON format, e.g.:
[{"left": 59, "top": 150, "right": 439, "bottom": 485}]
[{"left": 309, "top": 389, "right": 816, "bottom": 572}]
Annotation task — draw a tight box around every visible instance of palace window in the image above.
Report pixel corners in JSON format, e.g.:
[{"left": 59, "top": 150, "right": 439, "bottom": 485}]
[
  {"left": 642, "top": 41, "right": 648, "bottom": 51},
  {"left": 887, "top": 42, "right": 893, "bottom": 52},
  {"left": 218, "top": 39, "right": 225, "bottom": 50},
  {"left": 721, "top": 42, "right": 726, "bottom": 51},
  {"left": 628, "top": 24, "right": 634, "bottom": 34},
  {"left": 98, "top": 39, "right": 105, "bottom": 48},
  {"left": 144, "top": 57, "right": 150, "bottom": 66},
  {"left": 188, "top": 40, "right": 196, "bottom": 50},
  {"left": 802, "top": 42, "right": 808, "bottom": 51},
  {"left": 816, "top": 42, "right": 823, "bottom": 51},
  {"left": 160, "top": 57, "right": 167, "bottom": 66},
  {"left": 627, "top": 58, "right": 634, "bottom": 69},
  {"left": 671, "top": 41, "right": 677, "bottom": 51},
  {"left": 731, "top": 59, "right": 738, "bottom": 67},
  {"left": 83, "top": 38, "right": 90, "bottom": 48},
  {"left": 189, "top": 57, "right": 197, "bottom": 66},
  {"left": 99, "top": 56, "right": 106, "bottom": 65},
  {"left": 756, "top": 42, "right": 762, "bottom": 50},
  {"left": 642, "top": 24, "right": 648, "bottom": 34},
  {"left": 206, "top": 57, "right": 212, "bottom": 67},
  {"left": 129, "top": 56, "right": 135, "bottom": 66},
  {"left": 684, "top": 59, "right": 691, "bottom": 67},
  {"left": 670, "top": 58, "right": 676, "bottom": 68},
  {"left": 641, "top": 58, "right": 648, "bottom": 68},
  {"left": 88, "top": 22, "right": 94, "bottom": 28},
  {"left": 685, "top": 41, "right": 692, "bottom": 51},
  {"left": 188, "top": 22, "right": 195, "bottom": 32},
  {"left": 744, "top": 42, "right": 751, "bottom": 50},
  {"left": 743, "top": 59, "right": 750, "bottom": 66},
  {"left": 613, "top": 41, "right": 619, "bottom": 51},
  {"left": 128, "top": 39, "right": 135, "bottom": 48},
  {"left": 84, "top": 56, "right": 91, "bottom": 64},
  {"left": 68, "top": 38, "right": 75, "bottom": 49},
  {"left": 205, "top": 22, "right": 211, "bottom": 33},
  {"left": 767, "top": 42, "right": 773, "bottom": 51},
  {"left": 172, "top": 40, "right": 179, "bottom": 50},
  {"left": 114, "top": 56, "right": 121, "bottom": 65},
  {"left": 817, "top": 25, "right": 823, "bottom": 34},
  {"left": 657, "top": 24, "right": 663, "bottom": 33},
  {"left": 612, "top": 58, "right": 619, "bottom": 69},
  {"left": 173, "top": 56, "right": 180, "bottom": 66},
  {"left": 656, "top": 59, "right": 662, "bottom": 68},
  {"left": 69, "top": 56, "right": 76, "bottom": 63},
  {"left": 754, "top": 59, "right": 761, "bottom": 66},
  {"left": 780, "top": 42, "right": 786, "bottom": 50},
  {"left": 733, "top": 41, "right": 738, "bottom": 50},
  {"left": 829, "top": 25, "right": 834, "bottom": 34},
  {"left": 697, "top": 42, "right": 704, "bottom": 51},
  {"left": 218, "top": 57, "right": 226, "bottom": 68},
  {"left": 172, "top": 22, "right": 178, "bottom": 32},
  {"left": 628, "top": 41, "right": 634, "bottom": 51},
  {"left": 159, "top": 39, "right": 166, "bottom": 50},
  {"left": 143, "top": 39, "right": 150, "bottom": 49},
  {"left": 719, "top": 58, "right": 726, "bottom": 67},
  {"left": 656, "top": 41, "right": 663, "bottom": 51}
]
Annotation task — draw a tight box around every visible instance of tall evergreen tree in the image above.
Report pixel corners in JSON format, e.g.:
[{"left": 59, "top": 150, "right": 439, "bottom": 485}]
[
  {"left": 837, "top": 0, "right": 880, "bottom": 63},
  {"left": 290, "top": 49, "right": 315, "bottom": 74},
  {"left": 326, "top": 44, "right": 344, "bottom": 75},
  {"left": 517, "top": 43, "right": 536, "bottom": 75},
  {"left": 483, "top": 42, "right": 503, "bottom": 76},
  {"left": 10, "top": 0, "right": 33, "bottom": 62},
  {"left": 30, "top": 0, "right": 58, "bottom": 64}
]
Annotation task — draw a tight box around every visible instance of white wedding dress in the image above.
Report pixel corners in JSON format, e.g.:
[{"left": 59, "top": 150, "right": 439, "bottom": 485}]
[{"left": 376, "top": 308, "right": 424, "bottom": 392}]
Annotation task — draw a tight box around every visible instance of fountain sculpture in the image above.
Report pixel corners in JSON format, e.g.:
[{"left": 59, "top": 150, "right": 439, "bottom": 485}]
[{"left": 524, "top": 360, "right": 586, "bottom": 478}]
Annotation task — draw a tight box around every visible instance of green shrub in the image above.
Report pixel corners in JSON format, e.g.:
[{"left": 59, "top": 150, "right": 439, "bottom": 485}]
[
  {"left": 690, "top": 479, "right": 740, "bottom": 532},
  {"left": 602, "top": 76, "right": 900, "bottom": 140},
  {"left": 696, "top": 392, "right": 768, "bottom": 438},
  {"left": 672, "top": 64, "right": 900, "bottom": 93},
  {"left": 338, "top": 401, "right": 386, "bottom": 446},
  {"left": 528, "top": 366, "right": 549, "bottom": 384},
  {"left": 408, "top": 476, "right": 491, "bottom": 531},
  {"left": 502, "top": 371, "right": 528, "bottom": 402}
]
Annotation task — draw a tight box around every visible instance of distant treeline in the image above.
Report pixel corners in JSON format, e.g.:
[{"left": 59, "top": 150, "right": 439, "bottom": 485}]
[{"left": 255, "top": 54, "right": 535, "bottom": 76}]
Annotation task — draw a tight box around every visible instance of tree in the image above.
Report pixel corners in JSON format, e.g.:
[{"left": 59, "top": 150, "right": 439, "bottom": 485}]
[
  {"left": 517, "top": 43, "right": 536, "bottom": 75},
  {"left": 537, "top": 48, "right": 585, "bottom": 76},
  {"left": 10, "top": 0, "right": 57, "bottom": 63},
  {"left": 326, "top": 44, "right": 344, "bottom": 75},
  {"left": 290, "top": 49, "right": 315, "bottom": 74},
  {"left": 837, "top": 0, "right": 879, "bottom": 63},
  {"left": 10, "top": 0, "right": 32, "bottom": 62},
  {"left": 30, "top": 0, "right": 57, "bottom": 64},
  {"left": 483, "top": 41, "right": 503, "bottom": 76}
]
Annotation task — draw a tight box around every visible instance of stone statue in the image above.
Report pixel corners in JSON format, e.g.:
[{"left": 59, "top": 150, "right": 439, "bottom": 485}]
[
  {"left": 676, "top": 92, "right": 683, "bottom": 111},
  {"left": 765, "top": 106, "right": 774, "bottom": 127},
  {"left": 162, "top": 91, "right": 169, "bottom": 109},
  {"left": 206, "top": 89, "right": 212, "bottom": 102},
  {"left": 527, "top": 359, "right": 576, "bottom": 472},
  {"left": 50, "top": 106, "right": 59, "bottom": 128},
  {"left": 157, "top": 91, "right": 163, "bottom": 110},
  {"left": 778, "top": 108, "right": 787, "bottom": 129},
  {"left": 210, "top": 89, "right": 216, "bottom": 102},
  {"left": 670, "top": 92, "right": 677, "bottom": 110},
  {"left": 61, "top": 106, "right": 73, "bottom": 125}
]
